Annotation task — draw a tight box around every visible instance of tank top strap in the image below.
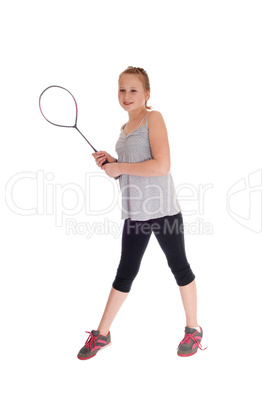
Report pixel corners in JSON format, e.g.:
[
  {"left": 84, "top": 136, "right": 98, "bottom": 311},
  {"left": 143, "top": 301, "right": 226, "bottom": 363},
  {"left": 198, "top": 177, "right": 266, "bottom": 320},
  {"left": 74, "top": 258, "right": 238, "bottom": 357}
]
[
  {"left": 123, "top": 112, "right": 150, "bottom": 132},
  {"left": 138, "top": 112, "right": 150, "bottom": 128}
]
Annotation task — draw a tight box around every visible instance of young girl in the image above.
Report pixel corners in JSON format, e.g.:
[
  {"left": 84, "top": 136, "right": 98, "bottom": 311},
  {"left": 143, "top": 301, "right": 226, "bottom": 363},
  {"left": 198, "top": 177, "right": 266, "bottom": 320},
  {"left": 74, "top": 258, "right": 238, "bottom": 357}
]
[{"left": 77, "top": 66, "right": 207, "bottom": 359}]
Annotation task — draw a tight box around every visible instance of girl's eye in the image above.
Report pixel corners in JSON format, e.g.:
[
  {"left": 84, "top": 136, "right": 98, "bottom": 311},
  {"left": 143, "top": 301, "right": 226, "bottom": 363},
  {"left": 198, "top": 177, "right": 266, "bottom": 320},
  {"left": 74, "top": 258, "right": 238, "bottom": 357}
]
[{"left": 119, "top": 89, "right": 137, "bottom": 92}]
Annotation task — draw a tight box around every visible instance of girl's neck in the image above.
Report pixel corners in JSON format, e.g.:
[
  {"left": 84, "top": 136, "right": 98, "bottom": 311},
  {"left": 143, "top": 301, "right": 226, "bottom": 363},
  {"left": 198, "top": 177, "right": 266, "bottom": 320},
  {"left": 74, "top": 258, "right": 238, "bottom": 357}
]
[{"left": 128, "top": 107, "right": 148, "bottom": 122}]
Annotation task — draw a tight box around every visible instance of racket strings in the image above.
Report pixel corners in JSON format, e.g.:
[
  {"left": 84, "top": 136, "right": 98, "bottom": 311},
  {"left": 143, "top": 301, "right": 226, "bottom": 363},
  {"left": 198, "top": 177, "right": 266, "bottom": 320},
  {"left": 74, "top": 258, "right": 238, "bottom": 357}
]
[{"left": 39, "top": 85, "right": 97, "bottom": 151}]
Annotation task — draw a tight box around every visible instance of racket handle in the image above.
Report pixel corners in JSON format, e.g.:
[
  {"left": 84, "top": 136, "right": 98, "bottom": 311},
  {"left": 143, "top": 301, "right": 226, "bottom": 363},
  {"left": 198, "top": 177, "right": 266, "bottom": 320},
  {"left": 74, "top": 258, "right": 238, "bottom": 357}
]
[{"left": 102, "top": 159, "right": 120, "bottom": 180}]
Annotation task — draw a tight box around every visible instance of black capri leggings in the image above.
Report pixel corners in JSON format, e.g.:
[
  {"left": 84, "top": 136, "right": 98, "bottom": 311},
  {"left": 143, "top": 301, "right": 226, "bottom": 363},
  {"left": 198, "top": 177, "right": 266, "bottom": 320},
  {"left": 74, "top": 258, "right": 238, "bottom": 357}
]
[{"left": 112, "top": 211, "right": 195, "bottom": 293}]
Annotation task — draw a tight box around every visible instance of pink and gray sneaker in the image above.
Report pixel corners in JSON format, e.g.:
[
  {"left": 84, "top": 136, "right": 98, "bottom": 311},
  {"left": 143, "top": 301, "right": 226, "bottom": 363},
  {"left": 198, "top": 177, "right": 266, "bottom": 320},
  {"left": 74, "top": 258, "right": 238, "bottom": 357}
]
[
  {"left": 177, "top": 326, "right": 207, "bottom": 357},
  {"left": 77, "top": 330, "right": 111, "bottom": 360}
]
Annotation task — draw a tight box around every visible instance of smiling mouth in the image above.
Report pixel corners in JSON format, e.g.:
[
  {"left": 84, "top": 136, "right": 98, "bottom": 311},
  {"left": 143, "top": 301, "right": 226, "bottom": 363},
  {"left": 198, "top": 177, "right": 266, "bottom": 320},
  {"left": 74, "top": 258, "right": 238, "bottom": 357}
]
[{"left": 124, "top": 102, "right": 133, "bottom": 105}]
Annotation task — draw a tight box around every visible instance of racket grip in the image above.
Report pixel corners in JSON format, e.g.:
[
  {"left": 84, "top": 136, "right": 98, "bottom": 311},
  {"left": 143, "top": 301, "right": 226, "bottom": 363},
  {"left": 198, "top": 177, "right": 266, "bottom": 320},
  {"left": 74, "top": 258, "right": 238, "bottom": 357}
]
[{"left": 102, "top": 159, "right": 120, "bottom": 180}]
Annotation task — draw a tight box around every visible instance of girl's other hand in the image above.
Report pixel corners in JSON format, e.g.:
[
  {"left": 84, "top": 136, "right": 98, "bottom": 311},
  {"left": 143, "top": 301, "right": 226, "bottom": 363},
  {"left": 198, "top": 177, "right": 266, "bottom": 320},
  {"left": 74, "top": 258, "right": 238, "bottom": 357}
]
[
  {"left": 92, "top": 150, "right": 117, "bottom": 167},
  {"left": 101, "top": 162, "right": 122, "bottom": 178}
]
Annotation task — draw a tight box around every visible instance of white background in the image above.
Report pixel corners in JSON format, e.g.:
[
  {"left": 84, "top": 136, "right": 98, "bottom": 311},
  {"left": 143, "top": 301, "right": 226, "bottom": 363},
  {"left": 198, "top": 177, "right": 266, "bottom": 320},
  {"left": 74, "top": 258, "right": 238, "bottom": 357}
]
[{"left": 1, "top": 0, "right": 266, "bottom": 401}]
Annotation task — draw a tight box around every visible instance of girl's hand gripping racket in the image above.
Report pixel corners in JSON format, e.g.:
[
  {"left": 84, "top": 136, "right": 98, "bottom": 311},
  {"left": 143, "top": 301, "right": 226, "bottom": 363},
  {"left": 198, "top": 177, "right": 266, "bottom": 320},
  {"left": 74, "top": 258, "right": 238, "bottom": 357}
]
[{"left": 39, "top": 85, "right": 120, "bottom": 179}]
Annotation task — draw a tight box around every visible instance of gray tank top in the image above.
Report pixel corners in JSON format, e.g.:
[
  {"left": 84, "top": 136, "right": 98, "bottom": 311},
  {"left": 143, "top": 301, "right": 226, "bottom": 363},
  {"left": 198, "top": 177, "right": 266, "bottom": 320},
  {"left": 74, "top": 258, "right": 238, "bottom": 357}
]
[{"left": 115, "top": 112, "right": 181, "bottom": 221}]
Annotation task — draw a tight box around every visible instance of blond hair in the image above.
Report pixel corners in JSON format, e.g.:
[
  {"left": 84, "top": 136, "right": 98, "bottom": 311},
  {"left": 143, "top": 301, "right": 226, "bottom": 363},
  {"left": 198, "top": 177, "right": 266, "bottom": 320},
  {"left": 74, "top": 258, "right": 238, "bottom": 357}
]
[{"left": 119, "top": 66, "right": 152, "bottom": 110}]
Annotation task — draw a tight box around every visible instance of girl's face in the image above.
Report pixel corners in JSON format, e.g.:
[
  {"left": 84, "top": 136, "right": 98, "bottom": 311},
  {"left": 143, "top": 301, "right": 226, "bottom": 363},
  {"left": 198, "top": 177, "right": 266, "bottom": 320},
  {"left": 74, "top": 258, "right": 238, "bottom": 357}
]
[{"left": 118, "top": 74, "right": 149, "bottom": 112}]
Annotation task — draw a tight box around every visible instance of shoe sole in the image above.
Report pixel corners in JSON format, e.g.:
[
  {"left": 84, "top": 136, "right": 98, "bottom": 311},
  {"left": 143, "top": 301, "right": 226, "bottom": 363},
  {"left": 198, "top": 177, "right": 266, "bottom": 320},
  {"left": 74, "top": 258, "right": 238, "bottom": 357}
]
[
  {"left": 77, "top": 341, "right": 112, "bottom": 360},
  {"left": 177, "top": 349, "right": 198, "bottom": 357}
]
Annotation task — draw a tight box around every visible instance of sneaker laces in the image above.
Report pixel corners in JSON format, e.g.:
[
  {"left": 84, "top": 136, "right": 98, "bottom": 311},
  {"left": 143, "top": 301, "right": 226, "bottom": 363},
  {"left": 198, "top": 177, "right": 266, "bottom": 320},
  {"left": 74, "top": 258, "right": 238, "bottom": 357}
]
[
  {"left": 84, "top": 331, "right": 97, "bottom": 349},
  {"left": 178, "top": 332, "right": 208, "bottom": 351}
]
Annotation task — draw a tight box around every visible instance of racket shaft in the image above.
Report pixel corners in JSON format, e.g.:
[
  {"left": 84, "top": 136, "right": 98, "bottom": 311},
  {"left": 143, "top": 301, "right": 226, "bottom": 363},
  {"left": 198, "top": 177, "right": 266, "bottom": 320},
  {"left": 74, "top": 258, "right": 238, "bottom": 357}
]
[
  {"left": 75, "top": 127, "right": 98, "bottom": 152},
  {"left": 74, "top": 126, "right": 121, "bottom": 179}
]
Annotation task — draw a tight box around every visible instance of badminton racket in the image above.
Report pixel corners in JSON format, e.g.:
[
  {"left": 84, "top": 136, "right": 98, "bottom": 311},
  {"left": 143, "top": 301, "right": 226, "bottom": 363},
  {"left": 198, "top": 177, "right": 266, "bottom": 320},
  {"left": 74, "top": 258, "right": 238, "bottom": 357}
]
[{"left": 39, "top": 85, "right": 116, "bottom": 172}]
